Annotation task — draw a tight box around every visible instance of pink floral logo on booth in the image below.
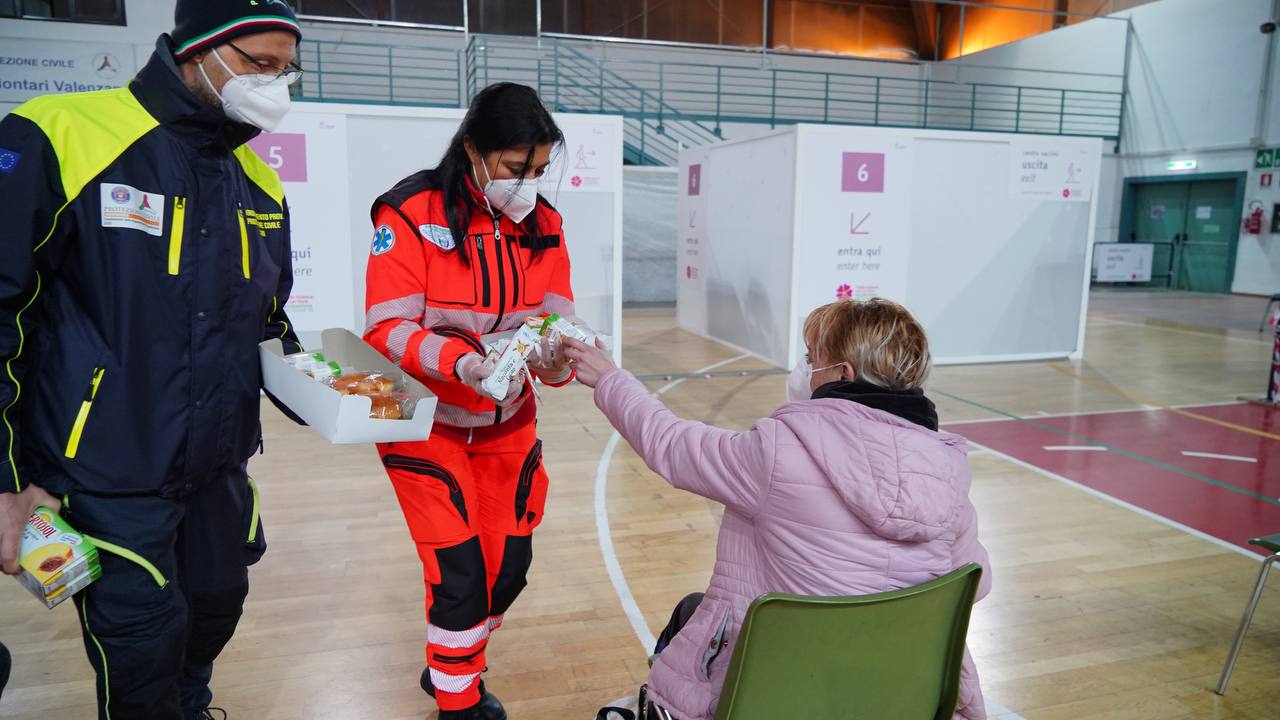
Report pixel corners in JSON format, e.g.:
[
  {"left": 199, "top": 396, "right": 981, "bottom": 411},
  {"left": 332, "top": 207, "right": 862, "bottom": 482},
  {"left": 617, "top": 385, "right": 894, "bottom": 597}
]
[
  {"left": 571, "top": 176, "right": 583, "bottom": 188},
  {"left": 836, "top": 284, "right": 853, "bottom": 300}
]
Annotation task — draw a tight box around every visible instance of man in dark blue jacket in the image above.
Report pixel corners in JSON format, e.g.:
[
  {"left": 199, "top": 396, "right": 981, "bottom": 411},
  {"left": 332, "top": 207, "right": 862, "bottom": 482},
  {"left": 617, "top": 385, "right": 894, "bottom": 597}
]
[{"left": 0, "top": 2, "right": 305, "bottom": 717}]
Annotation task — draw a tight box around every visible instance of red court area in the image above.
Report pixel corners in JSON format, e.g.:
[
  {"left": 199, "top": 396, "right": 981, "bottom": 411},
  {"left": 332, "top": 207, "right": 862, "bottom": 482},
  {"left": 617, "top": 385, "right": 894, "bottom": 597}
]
[{"left": 944, "top": 403, "right": 1280, "bottom": 556}]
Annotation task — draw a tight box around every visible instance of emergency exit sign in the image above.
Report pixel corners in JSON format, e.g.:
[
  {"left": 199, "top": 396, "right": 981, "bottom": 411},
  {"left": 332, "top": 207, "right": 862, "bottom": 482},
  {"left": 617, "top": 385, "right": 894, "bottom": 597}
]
[{"left": 1256, "top": 148, "right": 1280, "bottom": 169}]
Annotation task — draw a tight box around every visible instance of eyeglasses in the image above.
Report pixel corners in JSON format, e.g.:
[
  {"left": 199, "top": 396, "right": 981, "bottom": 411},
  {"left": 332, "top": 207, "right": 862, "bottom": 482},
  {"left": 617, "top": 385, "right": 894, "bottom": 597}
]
[{"left": 225, "top": 42, "right": 304, "bottom": 85}]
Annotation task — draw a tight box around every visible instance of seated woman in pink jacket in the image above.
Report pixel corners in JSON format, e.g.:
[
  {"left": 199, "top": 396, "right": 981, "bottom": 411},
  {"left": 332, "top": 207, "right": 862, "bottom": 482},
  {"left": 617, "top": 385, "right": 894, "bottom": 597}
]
[{"left": 564, "top": 298, "right": 991, "bottom": 720}]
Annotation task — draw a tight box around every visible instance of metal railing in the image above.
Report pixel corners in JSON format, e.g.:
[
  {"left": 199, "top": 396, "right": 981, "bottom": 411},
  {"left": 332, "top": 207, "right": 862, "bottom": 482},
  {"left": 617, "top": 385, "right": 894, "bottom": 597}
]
[
  {"left": 297, "top": 33, "right": 1123, "bottom": 164},
  {"left": 298, "top": 39, "right": 464, "bottom": 108}
]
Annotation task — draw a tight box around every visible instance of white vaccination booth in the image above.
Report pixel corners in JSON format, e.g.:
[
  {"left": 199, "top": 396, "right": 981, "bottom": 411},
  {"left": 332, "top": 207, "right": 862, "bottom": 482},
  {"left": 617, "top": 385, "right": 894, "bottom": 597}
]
[
  {"left": 246, "top": 101, "right": 624, "bottom": 361},
  {"left": 676, "top": 125, "right": 1103, "bottom": 368}
]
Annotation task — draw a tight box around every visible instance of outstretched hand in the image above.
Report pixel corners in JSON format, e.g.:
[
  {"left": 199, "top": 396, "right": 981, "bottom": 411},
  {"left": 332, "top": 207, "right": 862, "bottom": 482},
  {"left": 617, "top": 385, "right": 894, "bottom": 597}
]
[{"left": 561, "top": 337, "right": 615, "bottom": 389}]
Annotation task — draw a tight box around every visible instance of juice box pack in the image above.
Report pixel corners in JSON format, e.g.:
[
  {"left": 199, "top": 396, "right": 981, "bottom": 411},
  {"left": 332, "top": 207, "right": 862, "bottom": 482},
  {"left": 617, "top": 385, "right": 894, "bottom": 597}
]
[{"left": 16, "top": 507, "right": 101, "bottom": 609}]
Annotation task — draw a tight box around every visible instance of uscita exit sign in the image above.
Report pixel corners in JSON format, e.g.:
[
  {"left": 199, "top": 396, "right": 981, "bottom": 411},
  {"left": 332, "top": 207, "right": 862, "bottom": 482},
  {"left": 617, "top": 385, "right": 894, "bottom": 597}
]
[{"left": 1167, "top": 160, "right": 1197, "bottom": 171}]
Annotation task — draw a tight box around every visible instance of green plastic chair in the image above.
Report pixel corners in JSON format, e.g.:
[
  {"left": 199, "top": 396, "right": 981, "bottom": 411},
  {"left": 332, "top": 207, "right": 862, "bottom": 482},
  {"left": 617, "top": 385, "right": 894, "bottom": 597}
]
[
  {"left": 707, "top": 563, "right": 984, "bottom": 720},
  {"left": 1215, "top": 533, "right": 1280, "bottom": 695}
]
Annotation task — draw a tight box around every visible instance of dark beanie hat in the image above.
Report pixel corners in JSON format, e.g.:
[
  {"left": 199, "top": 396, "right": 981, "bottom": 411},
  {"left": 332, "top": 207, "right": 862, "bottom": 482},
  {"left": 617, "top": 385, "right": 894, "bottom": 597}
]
[{"left": 172, "top": 0, "right": 302, "bottom": 62}]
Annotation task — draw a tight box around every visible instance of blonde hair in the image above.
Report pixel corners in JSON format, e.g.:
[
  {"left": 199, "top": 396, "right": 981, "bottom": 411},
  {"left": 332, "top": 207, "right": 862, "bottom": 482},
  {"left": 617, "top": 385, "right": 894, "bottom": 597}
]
[{"left": 802, "top": 298, "right": 932, "bottom": 390}]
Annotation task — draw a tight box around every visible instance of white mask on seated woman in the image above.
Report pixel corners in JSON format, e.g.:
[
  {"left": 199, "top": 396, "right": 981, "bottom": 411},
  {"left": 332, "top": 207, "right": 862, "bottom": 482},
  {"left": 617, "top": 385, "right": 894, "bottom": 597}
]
[{"left": 786, "top": 358, "right": 842, "bottom": 402}]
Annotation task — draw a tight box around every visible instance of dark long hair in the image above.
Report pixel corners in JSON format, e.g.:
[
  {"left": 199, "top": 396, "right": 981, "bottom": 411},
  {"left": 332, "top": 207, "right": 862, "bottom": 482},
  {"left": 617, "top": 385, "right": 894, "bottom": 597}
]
[{"left": 435, "top": 82, "right": 564, "bottom": 266}]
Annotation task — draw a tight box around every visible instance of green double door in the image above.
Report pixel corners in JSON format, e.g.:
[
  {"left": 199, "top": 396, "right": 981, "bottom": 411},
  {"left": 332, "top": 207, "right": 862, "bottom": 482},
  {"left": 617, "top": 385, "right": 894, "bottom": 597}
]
[{"left": 1130, "top": 178, "right": 1240, "bottom": 292}]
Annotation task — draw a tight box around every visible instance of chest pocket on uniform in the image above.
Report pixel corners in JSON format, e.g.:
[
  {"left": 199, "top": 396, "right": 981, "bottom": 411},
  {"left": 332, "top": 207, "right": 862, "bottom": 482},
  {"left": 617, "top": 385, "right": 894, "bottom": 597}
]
[
  {"left": 425, "top": 239, "right": 479, "bottom": 307},
  {"left": 517, "top": 234, "right": 560, "bottom": 307}
]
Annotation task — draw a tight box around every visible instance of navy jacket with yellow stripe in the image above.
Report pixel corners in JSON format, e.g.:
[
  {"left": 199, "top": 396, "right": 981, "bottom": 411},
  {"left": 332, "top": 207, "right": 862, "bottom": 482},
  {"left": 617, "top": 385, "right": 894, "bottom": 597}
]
[{"left": 0, "top": 36, "right": 302, "bottom": 498}]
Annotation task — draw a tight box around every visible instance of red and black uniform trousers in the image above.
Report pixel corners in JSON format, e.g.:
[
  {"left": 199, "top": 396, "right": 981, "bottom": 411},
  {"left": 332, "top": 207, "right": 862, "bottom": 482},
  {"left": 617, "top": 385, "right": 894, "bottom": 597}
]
[{"left": 378, "top": 420, "right": 549, "bottom": 711}]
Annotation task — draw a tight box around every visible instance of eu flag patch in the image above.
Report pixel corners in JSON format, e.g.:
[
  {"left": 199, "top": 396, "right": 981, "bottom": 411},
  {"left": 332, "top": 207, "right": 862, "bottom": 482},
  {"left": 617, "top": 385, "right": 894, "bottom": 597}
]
[{"left": 0, "top": 148, "right": 20, "bottom": 174}]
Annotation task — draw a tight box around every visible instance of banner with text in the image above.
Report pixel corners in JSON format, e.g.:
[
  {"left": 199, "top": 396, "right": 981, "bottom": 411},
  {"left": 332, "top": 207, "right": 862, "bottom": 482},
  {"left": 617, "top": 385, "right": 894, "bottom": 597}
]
[
  {"left": 676, "top": 148, "right": 711, "bottom": 332},
  {"left": 249, "top": 113, "right": 353, "bottom": 334},
  {"left": 794, "top": 135, "right": 914, "bottom": 341},
  {"left": 1, "top": 38, "right": 136, "bottom": 103},
  {"left": 1009, "top": 139, "right": 1095, "bottom": 202},
  {"left": 544, "top": 117, "right": 618, "bottom": 195}
]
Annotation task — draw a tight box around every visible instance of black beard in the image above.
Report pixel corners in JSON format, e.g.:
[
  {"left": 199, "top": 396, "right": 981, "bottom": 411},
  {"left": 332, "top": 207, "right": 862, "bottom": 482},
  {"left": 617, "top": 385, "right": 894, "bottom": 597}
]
[{"left": 187, "top": 74, "right": 224, "bottom": 113}]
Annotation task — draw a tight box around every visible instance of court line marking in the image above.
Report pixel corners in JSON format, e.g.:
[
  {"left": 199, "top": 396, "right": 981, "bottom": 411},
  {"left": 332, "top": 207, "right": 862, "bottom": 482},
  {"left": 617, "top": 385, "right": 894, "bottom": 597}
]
[
  {"left": 1044, "top": 363, "right": 1280, "bottom": 443},
  {"left": 964, "top": 437, "right": 1261, "bottom": 561},
  {"left": 1089, "top": 317, "right": 1272, "bottom": 346},
  {"left": 942, "top": 400, "right": 1237, "bottom": 426},
  {"left": 1044, "top": 445, "right": 1109, "bottom": 452},
  {"left": 936, "top": 389, "right": 1280, "bottom": 506},
  {"left": 595, "top": 353, "right": 751, "bottom": 655},
  {"left": 1182, "top": 451, "right": 1258, "bottom": 464},
  {"left": 596, "top": 354, "right": 1028, "bottom": 719}
]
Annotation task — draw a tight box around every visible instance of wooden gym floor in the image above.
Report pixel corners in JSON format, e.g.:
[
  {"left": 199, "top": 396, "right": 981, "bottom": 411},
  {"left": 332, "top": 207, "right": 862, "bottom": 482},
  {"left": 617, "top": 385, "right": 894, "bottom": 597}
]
[{"left": 2, "top": 293, "right": 1278, "bottom": 720}]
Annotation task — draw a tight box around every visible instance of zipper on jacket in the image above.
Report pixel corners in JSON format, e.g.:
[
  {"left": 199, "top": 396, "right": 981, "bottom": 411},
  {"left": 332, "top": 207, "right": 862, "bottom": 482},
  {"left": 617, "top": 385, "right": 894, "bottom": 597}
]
[
  {"left": 65, "top": 367, "right": 106, "bottom": 459},
  {"left": 700, "top": 609, "right": 732, "bottom": 680},
  {"left": 237, "top": 205, "right": 250, "bottom": 279},
  {"left": 168, "top": 196, "right": 186, "bottom": 276},
  {"left": 488, "top": 217, "right": 507, "bottom": 334},
  {"left": 476, "top": 231, "right": 492, "bottom": 308},
  {"left": 246, "top": 476, "right": 261, "bottom": 543},
  {"left": 505, "top": 239, "right": 521, "bottom": 307}
]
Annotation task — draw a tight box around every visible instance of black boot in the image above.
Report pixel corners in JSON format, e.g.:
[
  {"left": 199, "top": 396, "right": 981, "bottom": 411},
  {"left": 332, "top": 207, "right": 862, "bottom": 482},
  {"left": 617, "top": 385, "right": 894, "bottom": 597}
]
[
  {"left": 422, "top": 668, "right": 507, "bottom": 720},
  {"left": 0, "top": 642, "right": 10, "bottom": 702},
  {"left": 436, "top": 692, "right": 506, "bottom": 720}
]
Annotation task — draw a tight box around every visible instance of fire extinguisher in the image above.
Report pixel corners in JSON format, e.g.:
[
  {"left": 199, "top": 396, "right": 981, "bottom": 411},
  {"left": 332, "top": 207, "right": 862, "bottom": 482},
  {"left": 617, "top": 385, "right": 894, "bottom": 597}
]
[{"left": 1244, "top": 200, "right": 1265, "bottom": 234}]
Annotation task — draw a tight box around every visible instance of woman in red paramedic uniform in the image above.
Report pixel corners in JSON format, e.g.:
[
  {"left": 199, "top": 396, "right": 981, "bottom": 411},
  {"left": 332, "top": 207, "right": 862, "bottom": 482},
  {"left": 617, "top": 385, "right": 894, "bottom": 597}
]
[{"left": 364, "top": 83, "right": 574, "bottom": 720}]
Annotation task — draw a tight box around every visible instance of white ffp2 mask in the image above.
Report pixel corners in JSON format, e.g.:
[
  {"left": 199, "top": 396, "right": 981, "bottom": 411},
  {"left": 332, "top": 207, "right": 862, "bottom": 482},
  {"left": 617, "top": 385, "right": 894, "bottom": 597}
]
[
  {"left": 200, "top": 47, "right": 292, "bottom": 132},
  {"left": 475, "top": 161, "right": 539, "bottom": 224},
  {"left": 786, "top": 358, "right": 842, "bottom": 402}
]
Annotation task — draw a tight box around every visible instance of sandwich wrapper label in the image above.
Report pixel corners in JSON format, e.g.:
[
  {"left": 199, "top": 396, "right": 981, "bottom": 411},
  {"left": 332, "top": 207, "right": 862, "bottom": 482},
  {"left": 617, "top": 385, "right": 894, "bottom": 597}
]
[{"left": 260, "top": 329, "right": 438, "bottom": 444}]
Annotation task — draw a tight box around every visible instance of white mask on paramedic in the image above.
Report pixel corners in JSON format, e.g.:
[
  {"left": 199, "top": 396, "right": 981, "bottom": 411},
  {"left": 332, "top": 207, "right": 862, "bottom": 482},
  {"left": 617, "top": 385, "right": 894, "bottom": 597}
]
[
  {"left": 199, "top": 46, "right": 293, "bottom": 132},
  {"left": 475, "top": 158, "right": 538, "bottom": 224}
]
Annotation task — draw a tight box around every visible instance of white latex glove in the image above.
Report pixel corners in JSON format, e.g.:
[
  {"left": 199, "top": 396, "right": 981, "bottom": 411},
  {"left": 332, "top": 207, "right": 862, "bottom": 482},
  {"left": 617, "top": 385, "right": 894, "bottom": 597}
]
[
  {"left": 531, "top": 333, "right": 572, "bottom": 385},
  {"left": 457, "top": 353, "right": 526, "bottom": 406}
]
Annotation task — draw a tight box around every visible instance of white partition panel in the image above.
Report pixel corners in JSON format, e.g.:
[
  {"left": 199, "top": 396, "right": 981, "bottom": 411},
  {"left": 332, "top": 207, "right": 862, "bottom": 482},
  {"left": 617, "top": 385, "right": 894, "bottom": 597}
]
[
  {"left": 905, "top": 134, "right": 1097, "bottom": 364},
  {"left": 678, "top": 125, "right": 1101, "bottom": 368},
  {"left": 253, "top": 103, "right": 623, "bottom": 361},
  {"left": 699, "top": 132, "right": 796, "bottom": 364}
]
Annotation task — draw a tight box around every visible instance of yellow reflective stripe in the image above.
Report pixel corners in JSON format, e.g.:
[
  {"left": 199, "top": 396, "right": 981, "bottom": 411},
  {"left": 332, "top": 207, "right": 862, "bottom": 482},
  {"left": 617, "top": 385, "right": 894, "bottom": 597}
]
[
  {"left": 3, "top": 271, "right": 43, "bottom": 492},
  {"left": 238, "top": 209, "right": 250, "bottom": 278},
  {"left": 64, "top": 403, "right": 93, "bottom": 458},
  {"left": 79, "top": 596, "right": 112, "bottom": 720},
  {"left": 270, "top": 295, "right": 290, "bottom": 342},
  {"left": 64, "top": 368, "right": 104, "bottom": 459},
  {"left": 13, "top": 88, "right": 159, "bottom": 207},
  {"left": 168, "top": 197, "right": 186, "bottom": 276},
  {"left": 84, "top": 535, "right": 168, "bottom": 588},
  {"left": 232, "top": 144, "right": 285, "bottom": 208},
  {"left": 247, "top": 476, "right": 261, "bottom": 543}
]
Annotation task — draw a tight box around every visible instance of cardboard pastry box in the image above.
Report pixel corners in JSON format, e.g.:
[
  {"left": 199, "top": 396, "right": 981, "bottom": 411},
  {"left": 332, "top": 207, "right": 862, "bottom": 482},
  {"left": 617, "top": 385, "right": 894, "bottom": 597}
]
[{"left": 260, "top": 329, "right": 437, "bottom": 444}]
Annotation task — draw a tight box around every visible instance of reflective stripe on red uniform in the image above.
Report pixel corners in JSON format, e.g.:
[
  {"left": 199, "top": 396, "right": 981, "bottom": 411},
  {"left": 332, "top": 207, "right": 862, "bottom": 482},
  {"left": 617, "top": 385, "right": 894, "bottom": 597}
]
[{"left": 364, "top": 170, "right": 575, "bottom": 430}]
